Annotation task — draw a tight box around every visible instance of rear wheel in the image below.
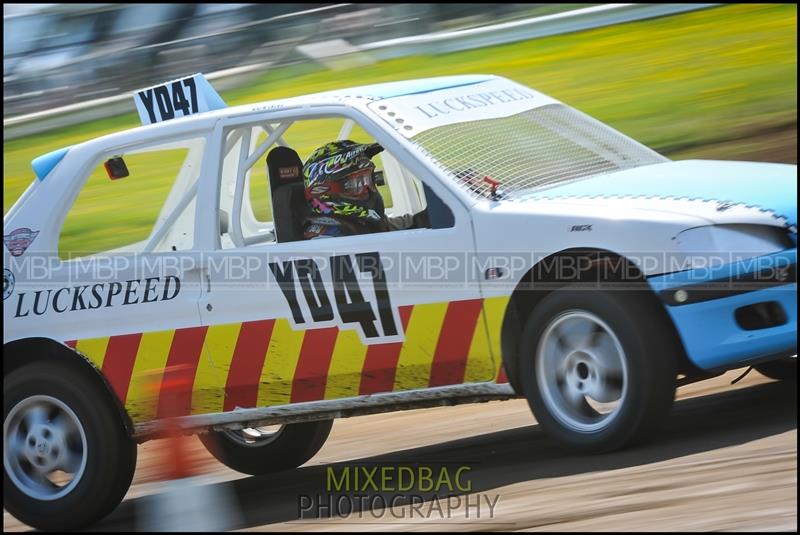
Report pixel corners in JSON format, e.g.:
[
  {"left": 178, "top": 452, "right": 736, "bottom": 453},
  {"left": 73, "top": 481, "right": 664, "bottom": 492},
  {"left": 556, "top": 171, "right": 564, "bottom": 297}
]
[
  {"left": 520, "top": 288, "right": 678, "bottom": 452},
  {"left": 199, "top": 420, "right": 333, "bottom": 475},
  {"left": 3, "top": 361, "right": 137, "bottom": 530}
]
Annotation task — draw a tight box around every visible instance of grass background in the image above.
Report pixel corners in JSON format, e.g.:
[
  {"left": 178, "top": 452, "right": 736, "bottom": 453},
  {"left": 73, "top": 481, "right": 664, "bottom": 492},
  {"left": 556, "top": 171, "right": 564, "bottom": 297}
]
[{"left": 3, "top": 4, "right": 796, "bottom": 255}]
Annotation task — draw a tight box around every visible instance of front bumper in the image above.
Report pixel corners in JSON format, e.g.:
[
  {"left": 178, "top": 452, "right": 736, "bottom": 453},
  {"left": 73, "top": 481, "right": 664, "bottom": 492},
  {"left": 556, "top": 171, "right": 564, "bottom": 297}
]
[{"left": 648, "top": 248, "right": 797, "bottom": 371}]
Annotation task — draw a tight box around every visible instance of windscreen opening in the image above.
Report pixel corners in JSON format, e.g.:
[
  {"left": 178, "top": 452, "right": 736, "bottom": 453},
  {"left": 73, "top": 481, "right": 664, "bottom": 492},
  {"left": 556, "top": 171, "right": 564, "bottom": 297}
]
[{"left": 410, "top": 104, "right": 668, "bottom": 199}]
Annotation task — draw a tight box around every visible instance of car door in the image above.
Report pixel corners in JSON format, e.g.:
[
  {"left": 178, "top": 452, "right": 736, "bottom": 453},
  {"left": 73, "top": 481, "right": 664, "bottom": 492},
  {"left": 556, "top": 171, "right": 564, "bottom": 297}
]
[
  {"left": 193, "top": 113, "right": 497, "bottom": 415},
  {"left": 47, "top": 251, "right": 206, "bottom": 422},
  {"left": 5, "top": 131, "right": 214, "bottom": 424}
]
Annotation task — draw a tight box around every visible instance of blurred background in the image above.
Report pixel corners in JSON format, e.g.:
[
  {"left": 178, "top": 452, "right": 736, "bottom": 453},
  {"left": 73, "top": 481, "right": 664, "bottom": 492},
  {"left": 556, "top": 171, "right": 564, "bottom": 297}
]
[
  {"left": 4, "top": 3, "right": 797, "bottom": 213},
  {"left": 2, "top": 3, "right": 590, "bottom": 117}
]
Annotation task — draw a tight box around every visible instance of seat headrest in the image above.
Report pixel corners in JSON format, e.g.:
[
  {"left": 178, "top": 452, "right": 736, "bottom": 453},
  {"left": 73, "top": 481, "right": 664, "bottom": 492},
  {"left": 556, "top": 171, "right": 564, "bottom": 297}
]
[{"left": 267, "top": 146, "right": 304, "bottom": 194}]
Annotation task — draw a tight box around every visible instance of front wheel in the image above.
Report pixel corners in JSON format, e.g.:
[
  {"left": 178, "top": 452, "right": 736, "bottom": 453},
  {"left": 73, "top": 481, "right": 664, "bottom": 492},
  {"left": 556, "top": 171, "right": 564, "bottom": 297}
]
[
  {"left": 520, "top": 288, "right": 678, "bottom": 453},
  {"left": 4, "top": 361, "right": 137, "bottom": 530},
  {"left": 199, "top": 420, "right": 333, "bottom": 475},
  {"left": 755, "top": 357, "right": 797, "bottom": 382}
]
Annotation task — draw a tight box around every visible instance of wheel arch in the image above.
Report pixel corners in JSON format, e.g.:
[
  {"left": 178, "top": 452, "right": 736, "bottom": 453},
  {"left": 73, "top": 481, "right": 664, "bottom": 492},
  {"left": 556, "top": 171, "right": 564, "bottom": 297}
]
[
  {"left": 3, "top": 337, "right": 135, "bottom": 437},
  {"left": 499, "top": 248, "right": 698, "bottom": 393}
]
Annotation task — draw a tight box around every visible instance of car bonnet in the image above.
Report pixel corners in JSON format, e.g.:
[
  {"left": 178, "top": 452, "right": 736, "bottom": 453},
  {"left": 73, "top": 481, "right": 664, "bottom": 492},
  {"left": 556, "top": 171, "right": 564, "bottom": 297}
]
[{"left": 513, "top": 159, "right": 797, "bottom": 233}]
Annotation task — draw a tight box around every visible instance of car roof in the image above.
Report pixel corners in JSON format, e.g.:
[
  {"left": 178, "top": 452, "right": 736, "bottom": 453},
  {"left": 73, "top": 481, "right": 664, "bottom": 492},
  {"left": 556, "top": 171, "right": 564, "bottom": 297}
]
[
  {"left": 220, "top": 74, "right": 500, "bottom": 117},
  {"left": 305, "top": 74, "right": 497, "bottom": 100},
  {"left": 121, "top": 74, "right": 500, "bottom": 134}
]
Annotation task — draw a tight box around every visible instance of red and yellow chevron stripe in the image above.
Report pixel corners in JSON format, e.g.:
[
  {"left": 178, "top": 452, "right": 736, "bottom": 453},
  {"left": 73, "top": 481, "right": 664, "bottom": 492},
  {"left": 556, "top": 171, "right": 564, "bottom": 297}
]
[{"left": 65, "top": 296, "right": 510, "bottom": 423}]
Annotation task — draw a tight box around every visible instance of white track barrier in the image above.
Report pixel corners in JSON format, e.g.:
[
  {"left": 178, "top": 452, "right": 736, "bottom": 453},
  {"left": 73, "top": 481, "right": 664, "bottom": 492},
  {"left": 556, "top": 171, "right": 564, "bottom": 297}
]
[{"left": 138, "top": 475, "right": 242, "bottom": 532}]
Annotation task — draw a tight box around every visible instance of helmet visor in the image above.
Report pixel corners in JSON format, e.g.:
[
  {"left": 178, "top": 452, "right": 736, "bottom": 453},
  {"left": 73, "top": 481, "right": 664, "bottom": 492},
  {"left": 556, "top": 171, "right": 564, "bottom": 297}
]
[{"left": 338, "top": 167, "right": 375, "bottom": 199}]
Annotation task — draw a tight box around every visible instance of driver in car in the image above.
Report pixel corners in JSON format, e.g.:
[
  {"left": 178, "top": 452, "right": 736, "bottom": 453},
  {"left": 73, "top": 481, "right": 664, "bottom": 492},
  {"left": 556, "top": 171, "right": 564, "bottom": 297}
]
[{"left": 301, "top": 140, "right": 413, "bottom": 239}]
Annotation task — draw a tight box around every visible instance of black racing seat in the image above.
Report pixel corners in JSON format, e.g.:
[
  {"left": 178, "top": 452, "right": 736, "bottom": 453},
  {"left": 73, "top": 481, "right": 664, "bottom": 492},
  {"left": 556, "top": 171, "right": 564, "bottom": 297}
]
[{"left": 266, "top": 146, "right": 308, "bottom": 243}]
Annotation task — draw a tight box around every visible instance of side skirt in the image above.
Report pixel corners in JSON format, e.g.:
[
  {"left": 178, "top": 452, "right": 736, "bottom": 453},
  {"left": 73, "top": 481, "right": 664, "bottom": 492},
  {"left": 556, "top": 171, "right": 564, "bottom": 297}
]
[{"left": 134, "top": 382, "right": 517, "bottom": 442}]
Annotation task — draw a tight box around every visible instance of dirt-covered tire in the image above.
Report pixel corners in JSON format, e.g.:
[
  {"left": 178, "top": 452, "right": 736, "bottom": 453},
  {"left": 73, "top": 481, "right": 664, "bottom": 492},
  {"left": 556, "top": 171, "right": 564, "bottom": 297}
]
[
  {"left": 3, "top": 361, "right": 137, "bottom": 530},
  {"left": 199, "top": 420, "right": 333, "bottom": 475},
  {"left": 519, "top": 287, "right": 678, "bottom": 453},
  {"left": 755, "top": 357, "right": 797, "bottom": 382}
]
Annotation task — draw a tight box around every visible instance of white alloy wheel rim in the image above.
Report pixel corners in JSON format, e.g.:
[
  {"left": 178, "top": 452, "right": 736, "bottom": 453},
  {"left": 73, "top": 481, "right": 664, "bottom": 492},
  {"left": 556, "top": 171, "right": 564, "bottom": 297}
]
[
  {"left": 4, "top": 395, "right": 88, "bottom": 500},
  {"left": 222, "top": 424, "right": 285, "bottom": 447},
  {"left": 536, "top": 310, "right": 629, "bottom": 433}
]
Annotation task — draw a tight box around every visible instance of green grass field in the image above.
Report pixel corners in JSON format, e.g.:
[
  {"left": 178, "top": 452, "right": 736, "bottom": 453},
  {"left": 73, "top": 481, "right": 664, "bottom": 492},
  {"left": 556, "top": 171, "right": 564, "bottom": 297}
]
[{"left": 3, "top": 4, "right": 796, "bottom": 255}]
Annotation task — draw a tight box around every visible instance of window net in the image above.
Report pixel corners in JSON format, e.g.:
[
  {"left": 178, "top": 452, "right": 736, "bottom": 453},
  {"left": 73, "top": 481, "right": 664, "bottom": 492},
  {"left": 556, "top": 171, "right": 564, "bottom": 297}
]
[{"left": 410, "top": 104, "right": 668, "bottom": 199}]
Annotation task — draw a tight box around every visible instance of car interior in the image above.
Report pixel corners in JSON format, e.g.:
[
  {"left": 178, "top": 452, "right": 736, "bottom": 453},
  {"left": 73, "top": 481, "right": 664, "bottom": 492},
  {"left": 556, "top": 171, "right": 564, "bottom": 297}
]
[{"left": 216, "top": 117, "right": 455, "bottom": 250}]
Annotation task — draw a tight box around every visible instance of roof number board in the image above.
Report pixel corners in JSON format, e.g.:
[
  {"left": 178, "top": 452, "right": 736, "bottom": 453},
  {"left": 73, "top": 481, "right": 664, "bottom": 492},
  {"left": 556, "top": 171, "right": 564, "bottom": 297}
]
[{"left": 134, "top": 73, "right": 226, "bottom": 125}]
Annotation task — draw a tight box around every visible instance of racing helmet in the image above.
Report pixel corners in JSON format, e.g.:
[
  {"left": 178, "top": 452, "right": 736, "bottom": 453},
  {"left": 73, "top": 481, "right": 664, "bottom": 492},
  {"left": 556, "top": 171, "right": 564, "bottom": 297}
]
[{"left": 302, "top": 140, "right": 386, "bottom": 225}]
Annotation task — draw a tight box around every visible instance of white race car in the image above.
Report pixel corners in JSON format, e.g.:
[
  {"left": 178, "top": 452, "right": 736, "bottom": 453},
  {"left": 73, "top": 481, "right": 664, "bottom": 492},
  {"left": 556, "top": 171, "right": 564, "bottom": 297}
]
[{"left": 3, "top": 74, "right": 797, "bottom": 529}]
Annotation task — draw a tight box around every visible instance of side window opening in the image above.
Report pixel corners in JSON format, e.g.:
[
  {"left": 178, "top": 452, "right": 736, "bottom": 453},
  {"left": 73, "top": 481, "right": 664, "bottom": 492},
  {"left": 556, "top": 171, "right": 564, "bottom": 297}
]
[
  {"left": 219, "top": 124, "right": 285, "bottom": 249},
  {"left": 58, "top": 136, "right": 205, "bottom": 259},
  {"left": 217, "top": 115, "right": 455, "bottom": 249}
]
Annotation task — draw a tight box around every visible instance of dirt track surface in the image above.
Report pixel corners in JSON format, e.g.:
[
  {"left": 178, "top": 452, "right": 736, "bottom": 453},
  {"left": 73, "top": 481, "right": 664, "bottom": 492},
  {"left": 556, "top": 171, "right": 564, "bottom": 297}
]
[{"left": 4, "top": 370, "right": 797, "bottom": 532}]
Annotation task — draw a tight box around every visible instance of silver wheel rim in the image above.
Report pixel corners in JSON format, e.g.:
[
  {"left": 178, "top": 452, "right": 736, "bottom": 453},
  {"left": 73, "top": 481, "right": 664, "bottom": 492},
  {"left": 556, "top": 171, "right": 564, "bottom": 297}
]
[
  {"left": 536, "top": 310, "right": 629, "bottom": 433},
  {"left": 4, "top": 395, "right": 88, "bottom": 501},
  {"left": 222, "top": 424, "right": 285, "bottom": 448}
]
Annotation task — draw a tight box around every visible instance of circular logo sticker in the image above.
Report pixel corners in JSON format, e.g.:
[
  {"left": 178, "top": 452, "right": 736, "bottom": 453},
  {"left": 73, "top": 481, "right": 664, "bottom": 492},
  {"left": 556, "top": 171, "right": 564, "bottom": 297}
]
[{"left": 3, "top": 269, "right": 14, "bottom": 300}]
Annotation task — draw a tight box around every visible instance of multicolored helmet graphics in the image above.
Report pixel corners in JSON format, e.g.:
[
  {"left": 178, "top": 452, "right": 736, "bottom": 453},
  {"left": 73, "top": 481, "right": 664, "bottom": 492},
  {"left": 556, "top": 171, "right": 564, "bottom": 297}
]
[{"left": 303, "top": 140, "right": 386, "bottom": 225}]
